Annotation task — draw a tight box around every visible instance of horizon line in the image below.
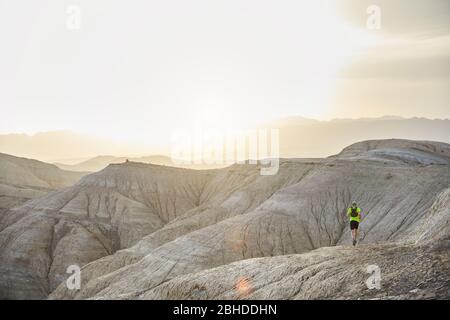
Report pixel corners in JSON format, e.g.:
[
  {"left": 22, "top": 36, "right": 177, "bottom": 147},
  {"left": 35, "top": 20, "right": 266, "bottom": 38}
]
[{"left": 1, "top": 115, "right": 449, "bottom": 137}]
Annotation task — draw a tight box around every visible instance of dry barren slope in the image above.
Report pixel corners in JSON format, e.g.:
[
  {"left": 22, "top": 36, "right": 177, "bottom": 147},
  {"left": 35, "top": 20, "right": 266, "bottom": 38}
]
[
  {"left": 0, "top": 162, "right": 213, "bottom": 299},
  {"left": 0, "top": 153, "right": 85, "bottom": 210},
  {"left": 132, "top": 188, "right": 450, "bottom": 300},
  {"left": 0, "top": 159, "right": 315, "bottom": 299},
  {"left": 48, "top": 139, "right": 449, "bottom": 299}
]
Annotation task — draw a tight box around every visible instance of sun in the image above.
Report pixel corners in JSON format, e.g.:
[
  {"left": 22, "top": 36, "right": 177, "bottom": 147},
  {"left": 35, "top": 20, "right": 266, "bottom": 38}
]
[{"left": 192, "top": 100, "right": 247, "bottom": 130}]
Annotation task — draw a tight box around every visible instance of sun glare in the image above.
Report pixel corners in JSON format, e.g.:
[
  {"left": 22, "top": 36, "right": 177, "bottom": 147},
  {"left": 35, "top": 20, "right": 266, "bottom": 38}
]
[
  {"left": 22, "top": 2, "right": 383, "bottom": 146},
  {"left": 187, "top": 3, "right": 381, "bottom": 128}
]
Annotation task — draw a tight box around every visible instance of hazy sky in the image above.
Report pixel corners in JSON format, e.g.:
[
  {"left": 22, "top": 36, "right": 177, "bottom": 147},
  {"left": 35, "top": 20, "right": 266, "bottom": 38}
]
[{"left": 0, "top": 0, "right": 449, "bottom": 146}]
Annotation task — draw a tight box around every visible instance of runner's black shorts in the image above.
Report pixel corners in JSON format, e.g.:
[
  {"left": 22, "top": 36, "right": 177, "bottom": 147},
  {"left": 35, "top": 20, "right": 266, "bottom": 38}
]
[{"left": 350, "top": 220, "right": 359, "bottom": 230}]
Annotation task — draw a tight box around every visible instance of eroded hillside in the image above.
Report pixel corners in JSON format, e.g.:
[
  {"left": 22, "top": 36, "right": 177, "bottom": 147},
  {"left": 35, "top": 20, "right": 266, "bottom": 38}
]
[
  {"left": 0, "top": 139, "right": 449, "bottom": 299},
  {"left": 136, "top": 188, "right": 450, "bottom": 300},
  {"left": 0, "top": 153, "right": 86, "bottom": 210}
]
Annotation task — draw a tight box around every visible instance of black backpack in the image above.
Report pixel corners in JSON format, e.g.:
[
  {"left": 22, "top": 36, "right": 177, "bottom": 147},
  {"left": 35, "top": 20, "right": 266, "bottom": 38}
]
[{"left": 350, "top": 207, "right": 358, "bottom": 217}]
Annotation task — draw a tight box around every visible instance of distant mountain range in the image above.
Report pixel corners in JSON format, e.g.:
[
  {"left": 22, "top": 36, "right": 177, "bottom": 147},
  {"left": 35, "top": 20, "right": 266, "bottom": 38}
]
[
  {"left": 0, "top": 131, "right": 147, "bottom": 162},
  {"left": 53, "top": 155, "right": 174, "bottom": 172},
  {"left": 53, "top": 155, "right": 229, "bottom": 172},
  {"left": 264, "top": 116, "right": 450, "bottom": 158},
  {"left": 1, "top": 116, "right": 449, "bottom": 162}
]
